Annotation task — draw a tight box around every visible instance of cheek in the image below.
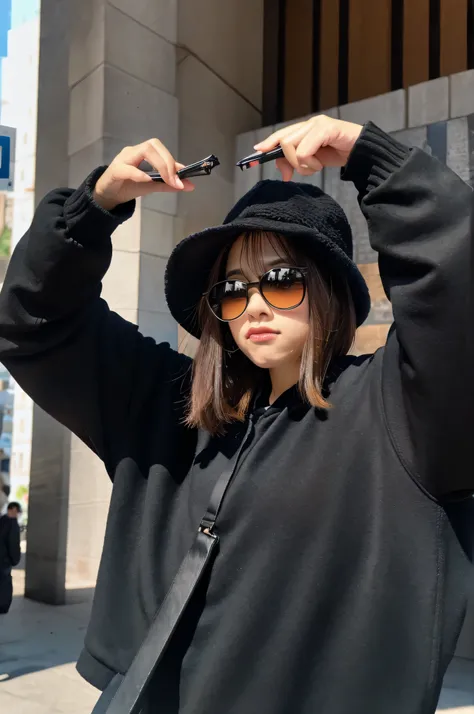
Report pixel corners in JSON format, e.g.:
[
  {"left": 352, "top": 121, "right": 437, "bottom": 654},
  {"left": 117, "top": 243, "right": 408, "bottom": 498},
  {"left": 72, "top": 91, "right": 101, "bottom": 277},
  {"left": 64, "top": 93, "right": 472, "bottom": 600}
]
[{"left": 229, "top": 318, "right": 245, "bottom": 346}]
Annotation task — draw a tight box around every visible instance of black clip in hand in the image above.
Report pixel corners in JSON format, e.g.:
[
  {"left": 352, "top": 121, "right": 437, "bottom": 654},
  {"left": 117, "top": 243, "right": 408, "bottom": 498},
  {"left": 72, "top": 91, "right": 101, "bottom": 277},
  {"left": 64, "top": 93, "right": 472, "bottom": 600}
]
[
  {"left": 147, "top": 155, "right": 220, "bottom": 183},
  {"left": 236, "top": 146, "right": 284, "bottom": 171}
]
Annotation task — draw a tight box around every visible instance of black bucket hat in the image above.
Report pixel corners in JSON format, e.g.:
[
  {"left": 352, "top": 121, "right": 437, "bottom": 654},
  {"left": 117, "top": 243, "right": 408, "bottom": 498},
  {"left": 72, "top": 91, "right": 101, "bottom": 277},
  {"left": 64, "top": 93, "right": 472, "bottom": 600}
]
[{"left": 165, "top": 179, "right": 370, "bottom": 338}]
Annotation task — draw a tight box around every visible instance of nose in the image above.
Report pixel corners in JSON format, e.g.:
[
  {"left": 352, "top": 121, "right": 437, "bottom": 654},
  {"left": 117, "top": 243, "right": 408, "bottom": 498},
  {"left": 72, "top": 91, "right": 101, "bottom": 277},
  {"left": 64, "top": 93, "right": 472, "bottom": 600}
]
[{"left": 246, "top": 285, "right": 272, "bottom": 320}]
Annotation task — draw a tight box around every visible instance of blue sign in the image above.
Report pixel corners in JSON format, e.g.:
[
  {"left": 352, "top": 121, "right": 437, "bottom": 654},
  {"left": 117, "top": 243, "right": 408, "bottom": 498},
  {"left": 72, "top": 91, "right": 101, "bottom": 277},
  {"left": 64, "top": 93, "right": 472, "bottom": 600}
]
[
  {"left": 0, "top": 126, "right": 15, "bottom": 190},
  {"left": 0, "top": 134, "right": 10, "bottom": 179}
]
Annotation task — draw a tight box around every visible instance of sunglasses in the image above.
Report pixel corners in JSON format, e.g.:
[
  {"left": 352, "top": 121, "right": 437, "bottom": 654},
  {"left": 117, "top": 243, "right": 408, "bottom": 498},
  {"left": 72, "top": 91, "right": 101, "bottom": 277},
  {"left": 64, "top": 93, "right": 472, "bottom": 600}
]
[
  {"left": 145, "top": 146, "right": 284, "bottom": 182},
  {"left": 146, "top": 155, "right": 220, "bottom": 182},
  {"left": 205, "top": 267, "right": 308, "bottom": 322}
]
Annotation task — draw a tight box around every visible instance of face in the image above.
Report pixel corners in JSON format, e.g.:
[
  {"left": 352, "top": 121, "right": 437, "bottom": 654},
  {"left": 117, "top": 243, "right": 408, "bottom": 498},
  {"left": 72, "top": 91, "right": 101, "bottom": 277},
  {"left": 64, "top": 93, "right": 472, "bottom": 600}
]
[
  {"left": 7, "top": 507, "right": 19, "bottom": 519},
  {"left": 224, "top": 234, "right": 309, "bottom": 370}
]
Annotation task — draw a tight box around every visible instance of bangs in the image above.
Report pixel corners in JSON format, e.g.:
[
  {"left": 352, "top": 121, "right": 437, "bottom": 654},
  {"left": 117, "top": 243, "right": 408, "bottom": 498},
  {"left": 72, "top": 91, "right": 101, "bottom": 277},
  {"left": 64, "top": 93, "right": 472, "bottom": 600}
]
[
  {"left": 189, "top": 229, "right": 357, "bottom": 434},
  {"left": 223, "top": 230, "right": 304, "bottom": 280}
]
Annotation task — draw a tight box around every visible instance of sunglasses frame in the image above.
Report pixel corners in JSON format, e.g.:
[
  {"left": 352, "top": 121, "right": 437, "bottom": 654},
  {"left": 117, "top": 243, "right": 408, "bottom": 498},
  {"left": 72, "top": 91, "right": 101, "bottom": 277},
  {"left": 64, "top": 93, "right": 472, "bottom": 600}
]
[
  {"left": 204, "top": 266, "right": 308, "bottom": 322},
  {"left": 235, "top": 146, "right": 285, "bottom": 171},
  {"left": 147, "top": 154, "right": 220, "bottom": 182}
]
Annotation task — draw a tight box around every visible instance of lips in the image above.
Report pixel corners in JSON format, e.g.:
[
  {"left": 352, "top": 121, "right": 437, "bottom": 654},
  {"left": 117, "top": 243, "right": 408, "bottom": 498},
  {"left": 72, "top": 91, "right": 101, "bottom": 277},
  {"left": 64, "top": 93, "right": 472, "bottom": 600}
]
[{"left": 246, "top": 327, "right": 279, "bottom": 340}]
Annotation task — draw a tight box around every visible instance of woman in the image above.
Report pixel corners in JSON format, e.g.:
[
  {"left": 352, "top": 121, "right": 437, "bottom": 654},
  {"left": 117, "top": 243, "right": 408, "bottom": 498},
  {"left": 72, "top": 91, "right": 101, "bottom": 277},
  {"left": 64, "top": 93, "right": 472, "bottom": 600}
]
[{"left": 0, "top": 116, "right": 472, "bottom": 713}]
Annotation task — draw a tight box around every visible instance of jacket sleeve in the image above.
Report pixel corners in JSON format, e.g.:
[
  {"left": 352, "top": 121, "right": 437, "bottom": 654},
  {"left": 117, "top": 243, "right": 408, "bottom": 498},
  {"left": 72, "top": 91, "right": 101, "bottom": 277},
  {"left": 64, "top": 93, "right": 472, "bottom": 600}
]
[
  {"left": 342, "top": 123, "right": 473, "bottom": 499},
  {"left": 6, "top": 519, "right": 21, "bottom": 567},
  {"left": 0, "top": 167, "right": 189, "bottom": 473}
]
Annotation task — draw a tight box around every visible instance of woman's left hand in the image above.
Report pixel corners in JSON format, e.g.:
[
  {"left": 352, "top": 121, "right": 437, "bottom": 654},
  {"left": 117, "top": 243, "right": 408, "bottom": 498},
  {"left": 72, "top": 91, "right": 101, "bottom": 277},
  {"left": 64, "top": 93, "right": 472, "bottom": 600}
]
[{"left": 254, "top": 115, "right": 363, "bottom": 182}]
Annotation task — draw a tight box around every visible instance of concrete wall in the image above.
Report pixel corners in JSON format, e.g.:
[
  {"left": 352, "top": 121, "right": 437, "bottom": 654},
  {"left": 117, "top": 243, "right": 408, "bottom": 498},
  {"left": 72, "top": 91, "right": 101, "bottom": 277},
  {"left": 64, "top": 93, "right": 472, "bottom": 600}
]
[{"left": 27, "top": 0, "right": 264, "bottom": 600}]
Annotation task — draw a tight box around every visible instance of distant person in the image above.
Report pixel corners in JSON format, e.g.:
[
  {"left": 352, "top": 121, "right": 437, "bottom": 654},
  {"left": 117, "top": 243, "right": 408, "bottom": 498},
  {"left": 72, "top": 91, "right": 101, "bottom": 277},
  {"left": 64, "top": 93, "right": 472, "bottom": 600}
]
[{"left": 0, "top": 501, "right": 21, "bottom": 614}]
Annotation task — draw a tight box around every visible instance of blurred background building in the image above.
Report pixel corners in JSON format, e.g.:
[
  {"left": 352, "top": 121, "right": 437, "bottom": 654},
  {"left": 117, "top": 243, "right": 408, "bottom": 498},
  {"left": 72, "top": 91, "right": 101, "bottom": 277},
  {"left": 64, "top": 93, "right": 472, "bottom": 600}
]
[{"left": 0, "top": 0, "right": 472, "bottom": 658}]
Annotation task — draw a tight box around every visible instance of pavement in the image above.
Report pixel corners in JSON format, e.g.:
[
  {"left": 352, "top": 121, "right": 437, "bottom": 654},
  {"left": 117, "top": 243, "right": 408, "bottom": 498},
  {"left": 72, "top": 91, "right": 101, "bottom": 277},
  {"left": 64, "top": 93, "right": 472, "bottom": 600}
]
[{"left": 1, "top": 559, "right": 474, "bottom": 713}]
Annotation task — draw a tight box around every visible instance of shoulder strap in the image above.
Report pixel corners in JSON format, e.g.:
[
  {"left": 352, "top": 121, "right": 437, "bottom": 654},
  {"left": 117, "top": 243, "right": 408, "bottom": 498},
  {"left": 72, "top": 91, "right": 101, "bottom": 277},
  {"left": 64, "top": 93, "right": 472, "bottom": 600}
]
[{"left": 93, "top": 418, "right": 254, "bottom": 714}]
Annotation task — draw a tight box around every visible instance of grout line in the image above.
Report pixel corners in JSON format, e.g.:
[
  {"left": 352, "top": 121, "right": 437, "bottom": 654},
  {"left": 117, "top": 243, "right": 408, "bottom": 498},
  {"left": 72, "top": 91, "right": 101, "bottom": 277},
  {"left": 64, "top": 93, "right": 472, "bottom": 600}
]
[
  {"left": 106, "top": 0, "right": 176, "bottom": 46},
  {"left": 106, "top": 0, "right": 261, "bottom": 116},
  {"left": 104, "top": 61, "right": 176, "bottom": 98},
  {"left": 69, "top": 62, "right": 104, "bottom": 92},
  {"left": 176, "top": 47, "right": 261, "bottom": 114}
]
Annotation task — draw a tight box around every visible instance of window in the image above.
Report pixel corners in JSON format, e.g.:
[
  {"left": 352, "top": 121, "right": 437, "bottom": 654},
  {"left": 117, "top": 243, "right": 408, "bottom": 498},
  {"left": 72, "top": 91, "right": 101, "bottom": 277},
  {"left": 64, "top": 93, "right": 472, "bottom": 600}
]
[{"left": 263, "top": 0, "right": 474, "bottom": 123}]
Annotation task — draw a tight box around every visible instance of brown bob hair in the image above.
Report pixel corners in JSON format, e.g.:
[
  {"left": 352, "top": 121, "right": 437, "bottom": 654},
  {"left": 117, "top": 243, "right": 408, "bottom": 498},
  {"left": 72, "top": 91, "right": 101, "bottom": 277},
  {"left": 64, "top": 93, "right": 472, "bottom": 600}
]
[{"left": 186, "top": 231, "right": 356, "bottom": 433}]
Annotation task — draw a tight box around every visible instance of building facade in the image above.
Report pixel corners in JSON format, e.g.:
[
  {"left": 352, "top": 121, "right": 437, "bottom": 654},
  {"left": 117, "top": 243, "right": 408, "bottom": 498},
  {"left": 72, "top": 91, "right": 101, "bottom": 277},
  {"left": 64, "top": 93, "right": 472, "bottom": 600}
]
[
  {"left": 1, "top": 8, "right": 40, "bottom": 515},
  {"left": 10, "top": 0, "right": 473, "bottom": 658}
]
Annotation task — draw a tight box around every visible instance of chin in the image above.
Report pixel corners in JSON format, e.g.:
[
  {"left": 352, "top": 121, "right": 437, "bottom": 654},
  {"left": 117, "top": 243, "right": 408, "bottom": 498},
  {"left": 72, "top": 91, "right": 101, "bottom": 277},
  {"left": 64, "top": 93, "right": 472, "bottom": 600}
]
[{"left": 240, "top": 345, "right": 285, "bottom": 369}]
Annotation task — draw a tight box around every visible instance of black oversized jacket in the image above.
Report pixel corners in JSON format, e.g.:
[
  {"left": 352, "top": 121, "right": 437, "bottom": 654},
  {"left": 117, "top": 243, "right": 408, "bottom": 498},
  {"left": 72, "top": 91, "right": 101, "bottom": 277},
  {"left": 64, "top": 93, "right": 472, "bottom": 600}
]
[{"left": 0, "top": 124, "right": 473, "bottom": 714}]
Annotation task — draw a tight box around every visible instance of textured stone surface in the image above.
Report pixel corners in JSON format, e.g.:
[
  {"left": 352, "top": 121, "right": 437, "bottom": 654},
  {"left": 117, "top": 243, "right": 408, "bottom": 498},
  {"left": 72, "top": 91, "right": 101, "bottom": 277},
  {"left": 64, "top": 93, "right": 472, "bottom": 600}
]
[
  {"left": 24, "top": 405, "right": 70, "bottom": 605},
  {"left": 408, "top": 77, "right": 449, "bottom": 128},
  {"left": 324, "top": 167, "right": 374, "bottom": 264},
  {"left": 391, "top": 126, "right": 428, "bottom": 151},
  {"left": 138, "top": 310, "right": 178, "bottom": 347},
  {"left": 178, "top": 52, "right": 261, "bottom": 236},
  {"left": 36, "top": 0, "right": 70, "bottom": 199},
  {"left": 352, "top": 324, "right": 391, "bottom": 355},
  {"left": 109, "top": 0, "right": 178, "bottom": 43},
  {"left": 357, "top": 262, "right": 393, "bottom": 326},
  {"left": 68, "top": 138, "right": 105, "bottom": 187},
  {"left": 446, "top": 117, "right": 470, "bottom": 183},
  {"left": 101, "top": 250, "right": 140, "bottom": 310},
  {"left": 140, "top": 208, "right": 176, "bottom": 258},
  {"left": 365, "top": 301, "right": 394, "bottom": 326},
  {"left": 467, "top": 114, "right": 474, "bottom": 186},
  {"left": 426, "top": 121, "right": 447, "bottom": 163},
  {"left": 138, "top": 253, "right": 169, "bottom": 313},
  {"left": 68, "top": 65, "right": 104, "bottom": 156},
  {"left": 234, "top": 126, "right": 270, "bottom": 201},
  {"left": 178, "top": 0, "right": 263, "bottom": 109},
  {"left": 450, "top": 69, "right": 474, "bottom": 119},
  {"left": 340, "top": 90, "right": 406, "bottom": 133},
  {"left": 109, "top": 203, "right": 141, "bottom": 252},
  {"left": 105, "top": 2, "right": 176, "bottom": 94},
  {"left": 104, "top": 64, "right": 178, "bottom": 150},
  {"left": 68, "top": 0, "right": 105, "bottom": 87}
]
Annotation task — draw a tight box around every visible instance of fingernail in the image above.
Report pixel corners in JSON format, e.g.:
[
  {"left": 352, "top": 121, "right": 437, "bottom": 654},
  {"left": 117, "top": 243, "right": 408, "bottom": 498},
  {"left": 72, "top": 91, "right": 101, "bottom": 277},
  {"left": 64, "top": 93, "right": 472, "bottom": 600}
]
[
  {"left": 253, "top": 144, "right": 262, "bottom": 150},
  {"left": 175, "top": 177, "right": 184, "bottom": 189}
]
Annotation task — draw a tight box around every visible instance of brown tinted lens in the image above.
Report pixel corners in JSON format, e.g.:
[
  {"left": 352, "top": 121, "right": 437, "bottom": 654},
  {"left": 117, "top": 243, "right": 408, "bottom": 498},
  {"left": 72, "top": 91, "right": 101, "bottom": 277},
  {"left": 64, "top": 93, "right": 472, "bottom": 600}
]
[
  {"left": 209, "top": 280, "right": 248, "bottom": 320},
  {"left": 261, "top": 268, "right": 305, "bottom": 309},
  {"left": 221, "top": 296, "right": 247, "bottom": 320}
]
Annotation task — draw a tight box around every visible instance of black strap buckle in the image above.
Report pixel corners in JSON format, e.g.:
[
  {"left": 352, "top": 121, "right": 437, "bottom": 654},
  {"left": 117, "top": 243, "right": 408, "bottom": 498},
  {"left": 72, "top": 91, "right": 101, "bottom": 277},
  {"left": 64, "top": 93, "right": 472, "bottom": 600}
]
[{"left": 199, "top": 518, "right": 216, "bottom": 537}]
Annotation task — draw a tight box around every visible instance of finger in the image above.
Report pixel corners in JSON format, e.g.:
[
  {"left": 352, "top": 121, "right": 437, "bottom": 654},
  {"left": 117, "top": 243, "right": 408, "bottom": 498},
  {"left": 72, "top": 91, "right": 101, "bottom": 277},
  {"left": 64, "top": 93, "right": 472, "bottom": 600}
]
[
  {"left": 120, "top": 141, "right": 182, "bottom": 188},
  {"left": 118, "top": 166, "right": 194, "bottom": 194},
  {"left": 295, "top": 126, "right": 334, "bottom": 167},
  {"left": 275, "top": 124, "right": 315, "bottom": 171},
  {"left": 132, "top": 173, "right": 194, "bottom": 193},
  {"left": 275, "top": 157, "right": 293, "bottom": 182},
  {"left": 143, "top": 139, "right": 182, "bottom": 189},
  {"left": 295, "top": 166, "right": 317, "bottom": 176},
  {"left": 295, "top": 153, "right": 324, "bottom": 173},
  {"left": 180, "top": 179, "right": 195, "bottom": 192},
  {"left": 254, "top": 121, "right": 307, "bottom": 152},
  {"left": 120, "top": 165, "right": 154, "bottom": 183},
  {"left": 119, "top": 165, "right": 178, "bottom": 193},
  {"left": 279, "top": 135, "right": 300, "bottom": 171}
]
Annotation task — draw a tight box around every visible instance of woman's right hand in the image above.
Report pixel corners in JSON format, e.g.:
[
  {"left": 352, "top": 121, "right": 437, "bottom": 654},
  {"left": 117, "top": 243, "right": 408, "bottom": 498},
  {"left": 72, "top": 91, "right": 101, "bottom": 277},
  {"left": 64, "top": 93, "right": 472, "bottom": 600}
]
[{"left": 92, "top": 138, "right": 195, "bottom": 211}]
